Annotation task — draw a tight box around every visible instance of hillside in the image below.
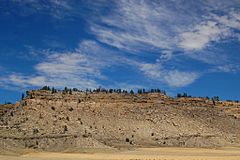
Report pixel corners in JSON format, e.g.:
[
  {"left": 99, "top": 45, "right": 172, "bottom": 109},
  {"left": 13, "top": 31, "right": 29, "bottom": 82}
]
[{"left": 0, "top": 90, "right": 240, "bottom": 152}]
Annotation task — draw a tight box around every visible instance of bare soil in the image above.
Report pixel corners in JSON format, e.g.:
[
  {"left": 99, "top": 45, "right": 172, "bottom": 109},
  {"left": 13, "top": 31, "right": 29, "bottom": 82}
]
[
  {"left": 1, "top": 90, "right": 240, "bottom": 151},
  {"left": 1, "top": 147, "right": 240, "bottom": 160}
]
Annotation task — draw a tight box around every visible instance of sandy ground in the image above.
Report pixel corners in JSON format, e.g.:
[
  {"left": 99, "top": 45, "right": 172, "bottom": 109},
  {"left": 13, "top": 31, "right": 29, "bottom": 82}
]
[{"left": 1, "top": 147, "right": 240, "bottom": 160}]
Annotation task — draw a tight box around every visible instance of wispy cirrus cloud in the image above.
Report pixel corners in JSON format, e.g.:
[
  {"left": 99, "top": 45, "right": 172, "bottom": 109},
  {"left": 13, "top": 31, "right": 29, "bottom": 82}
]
[
  {"left": 90, "top": 0, "right": 240, "bottom": 54},
  {"left": 210, "top": 64, "right": 240, "bottom": 73},
  {"left": 138, "top": 63, "right": 199, "bottom": 87},
  {"left": 0, "top": 41, "right": 108, "bottom": 89},
  {"left": 139, "top": 63, "right": 163, "bottom": 79},
  {"left": 0, "top": 40, "right": 148, "bottom": 89},
  {"left": 164, "top": 71, "right": 199, "bottom": 87},
  {"left": 7, "top": 0, "right": 75, "bottom": 19},
  {"left": 0, "top": 40, "right": 200, "bottom": 90},
  {"left": 88, "top": 0, "right": 240, "bottom": 84},
  {"left": 1, "top": 0, "right": 240, "bottom": 91},
  {"left": 178, "top": 21, "right": 230, "bottom": 51},
  {"left": 90, "top": 0, "right": 182, "bottom": 52},
  {"left": 212, "top": 11, "right": 240, "bottom": 29}
]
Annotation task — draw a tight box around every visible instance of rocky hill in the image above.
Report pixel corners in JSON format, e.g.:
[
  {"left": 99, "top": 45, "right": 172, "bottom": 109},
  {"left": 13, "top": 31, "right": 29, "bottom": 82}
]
[{"left": 0, "top": 90, "right": 240, "bottom": 152}]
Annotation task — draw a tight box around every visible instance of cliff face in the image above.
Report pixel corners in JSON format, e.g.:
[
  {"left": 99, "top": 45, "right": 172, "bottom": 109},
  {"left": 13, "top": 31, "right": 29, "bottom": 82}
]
[{"left": 0, "top": 90, "right": 240, "bottom": 152}]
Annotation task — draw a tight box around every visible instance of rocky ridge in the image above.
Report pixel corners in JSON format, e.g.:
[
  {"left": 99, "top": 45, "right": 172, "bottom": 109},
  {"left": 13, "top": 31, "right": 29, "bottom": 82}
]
[{"left": 0, "top": 90, "right": 240, "bottom": 152}]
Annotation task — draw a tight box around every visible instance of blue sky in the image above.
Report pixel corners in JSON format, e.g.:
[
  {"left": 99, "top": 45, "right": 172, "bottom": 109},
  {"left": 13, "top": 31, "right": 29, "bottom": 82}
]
[{"left": 0, "top": 0, "right": 240, "bottom": 103}]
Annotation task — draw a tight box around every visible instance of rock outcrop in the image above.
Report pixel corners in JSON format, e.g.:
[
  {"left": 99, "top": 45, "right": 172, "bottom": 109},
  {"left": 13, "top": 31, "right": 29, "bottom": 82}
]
[{"left": 0, "top": 90, "right": 240, "bottom": 152}]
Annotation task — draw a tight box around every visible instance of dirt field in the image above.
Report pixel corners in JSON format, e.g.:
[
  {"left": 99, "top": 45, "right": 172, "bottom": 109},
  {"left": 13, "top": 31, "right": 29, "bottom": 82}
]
[{"left": 1, "top": 147, "right": 240, "bottom": 160}]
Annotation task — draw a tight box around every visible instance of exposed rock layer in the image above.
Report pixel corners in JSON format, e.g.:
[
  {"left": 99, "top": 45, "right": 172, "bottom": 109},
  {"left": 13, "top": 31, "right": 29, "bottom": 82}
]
[{"left": 1, "top": 90, "right": 240, "bottom": 151}]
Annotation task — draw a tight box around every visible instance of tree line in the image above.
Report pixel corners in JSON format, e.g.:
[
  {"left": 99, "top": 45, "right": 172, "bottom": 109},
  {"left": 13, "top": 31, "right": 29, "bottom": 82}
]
[
  {"left": 15, "top": 86, "right": 239, "bottom": 104},
  {"left": 38, "top": 86, "right": 166, "bottom": 95}
]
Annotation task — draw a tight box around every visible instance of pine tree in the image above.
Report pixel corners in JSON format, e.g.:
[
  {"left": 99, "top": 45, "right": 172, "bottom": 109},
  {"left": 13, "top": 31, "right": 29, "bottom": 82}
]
[
  {"left": 51, "top": 87, "right": 55, "bottom": 94},
  {"left": 183, "top": 92, "right": 188, "bottom": 97},
  {"left": 177, "top": 93, "right": 182, "bottom": 98},
  {"left": 41, "top": 86, "right": 48, "bottom": 90},
  {"left": 130, "top": 90, "right": 134, "bottom": 94},
  {"left": 21, "top": 93, "right": 25, "bottom": 100},
  {"left": 109, "top": 89, "right": 113, "bottom": 93},
  {"left": 138, "top": 89, "right": 142, "bottom": 94}
]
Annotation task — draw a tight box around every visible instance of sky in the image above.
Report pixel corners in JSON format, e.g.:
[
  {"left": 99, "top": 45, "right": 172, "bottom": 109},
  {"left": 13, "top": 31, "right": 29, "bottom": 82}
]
[{"left": 0, "top": 0, "right": 240, "bottom": 103}]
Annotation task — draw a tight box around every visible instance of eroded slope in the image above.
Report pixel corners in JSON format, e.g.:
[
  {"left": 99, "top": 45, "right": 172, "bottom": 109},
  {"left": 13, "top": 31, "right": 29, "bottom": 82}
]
[{"left": 0, "top": 90, "right": 240, "bottom": 151}]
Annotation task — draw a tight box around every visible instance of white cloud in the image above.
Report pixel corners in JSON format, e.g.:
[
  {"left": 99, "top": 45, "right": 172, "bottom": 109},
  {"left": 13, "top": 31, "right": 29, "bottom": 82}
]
[
  {"left": 138, "top": 63, "right": 199, "bottom": 87},
  {"left": 8, "top": 75, "right": 48, "bottom": 88},
  {"left": 36, "top": 53, "right": 100, "bottom": 77},
  {"left": 4, "top": 73, "right": 99, "bottom": 90},
  {"left": 181, "top": 10, "right": 240, "bottom": 50},
  {"left": 1, "top": 40, "right": 150, "bottom": 90},
  {"left": 212, "top": 11, "right": 240, "bottom": 29},
  {"left": 9, "top": 74, "right": 28, "bottom": 86},
  {"left": 1, "top": 39, "right": 200, "bottom": 89},
  {"left": 185, "top": 50, "right": 230, "bottom": 65},
  {"left": 90, "top": 0, "right": 187, "bottom": 52},
  {"left": 89, "top": 0, "right": 240, "bottom": 65},
  {"left": 164, "top": 71, "right": 199, "bottom": 87},
  {"left": 11, "top": 0, "right": 74, "bottom": 19},
  {"left": 1, "top": 41, "right": 113, "bottom": 89},
  {"left": 158, "top": 50, "right": 173, "bottom": 62},
  {"left": 139, "top": 63, "right": 162, "bottom": 79},
  {"left": 179, "top": 21, "right": 229, "bottom": 51},
  {"left": 2, "top": 1, "right": 240, "bottom": 91},
  {"left": 211, "top": 64, "right": 240, "bottom": 73}
]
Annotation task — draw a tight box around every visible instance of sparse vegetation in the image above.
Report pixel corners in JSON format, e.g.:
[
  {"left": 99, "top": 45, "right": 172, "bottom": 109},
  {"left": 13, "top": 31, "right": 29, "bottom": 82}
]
[
  {"left": 21, "top": 93, "right": 25, "bottom": 100},
  {"left": 6, "top": 86, "right": 237, "bottom": 107},
  {"left": 177, "top": 92, "right": 191, "bottom": 98},
  {"left": 212, "top": 96, "right": 220, "bottom": 105},
  {"left": 33, "top": 128, "right": 39, "bottom": 134},
  {"left": 212, "top": 96, "right": 220, "bottom": 101},
  {"left": 41, "top": 86, "right": 51, "bottom": 91},
  {"left": 36, "top": 86, "right": 168, "bottom": 96},
  {"left": 51, "top": 87, "right": 57, "bottom": 93},
  {"left": 137, "top": 89, "right": 142, "bottom": 94},
  {"left": 69, "top": 89, "right": 72, "bottom": 95},
  {"left": 1, "top": 87, "right": 240, "bottom": 154},
  {"left": 72, "top": 88, "right": 79, "bottom": 92},
  {"left": 66, "top": 116, "right": 70, "bottom": 121},
  {"left": 130, "top": 90, "right": 134, "bottom": 94},
  {"left": 64, "top": 125, "right": 68, "bottom": 132}
]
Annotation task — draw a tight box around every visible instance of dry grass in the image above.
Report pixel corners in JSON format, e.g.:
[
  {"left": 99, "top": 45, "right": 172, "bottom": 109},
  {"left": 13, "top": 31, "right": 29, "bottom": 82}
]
[{"left": 1, "top": 147, "right": 240, "bottom": 160}]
